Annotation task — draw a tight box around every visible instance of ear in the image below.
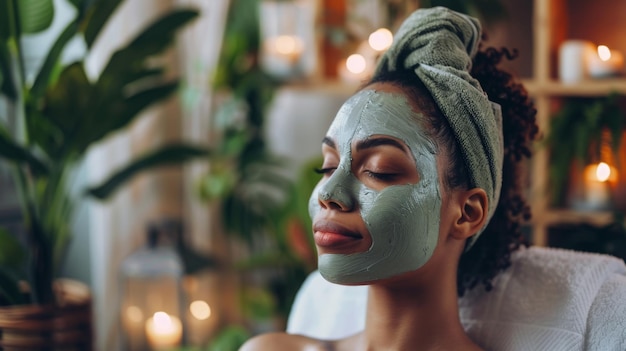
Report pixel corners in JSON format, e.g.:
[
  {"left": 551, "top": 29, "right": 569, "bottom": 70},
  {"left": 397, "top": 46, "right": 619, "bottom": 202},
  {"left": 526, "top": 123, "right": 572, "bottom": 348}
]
[{"left": 449, "top": 188, "right": 488, "bottom": 241}]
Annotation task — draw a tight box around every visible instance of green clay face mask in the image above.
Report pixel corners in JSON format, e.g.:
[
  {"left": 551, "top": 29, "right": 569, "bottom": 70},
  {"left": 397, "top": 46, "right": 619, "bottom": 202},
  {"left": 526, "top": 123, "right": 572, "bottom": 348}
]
[{"left": 309, "top": 89, "right": 442, "bottom": 285}]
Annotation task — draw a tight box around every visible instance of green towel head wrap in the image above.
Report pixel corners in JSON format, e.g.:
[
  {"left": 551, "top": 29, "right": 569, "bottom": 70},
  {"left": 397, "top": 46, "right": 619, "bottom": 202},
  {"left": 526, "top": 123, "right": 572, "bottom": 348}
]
[{"left": 374, "top": 6, "right": 503, "bottom": 248}]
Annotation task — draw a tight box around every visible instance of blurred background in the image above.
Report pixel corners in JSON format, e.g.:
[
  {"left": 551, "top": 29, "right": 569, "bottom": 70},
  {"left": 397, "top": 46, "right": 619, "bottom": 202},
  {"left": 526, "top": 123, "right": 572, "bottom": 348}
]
[{"left": 0, "top": 0, "right": 625, "bottom": 350}]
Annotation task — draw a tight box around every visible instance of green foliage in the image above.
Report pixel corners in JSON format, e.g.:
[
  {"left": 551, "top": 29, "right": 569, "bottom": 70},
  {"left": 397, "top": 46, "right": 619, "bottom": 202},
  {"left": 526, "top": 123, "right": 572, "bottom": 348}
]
[
  {"left": 545, "top": 94, "right": 626, "bottom": 205},
  {"left": 87, "top": 144, "right": 210, "bottom": 199},
  {"left": 207, "top": 325, "right": 251, "bottom": 351},
  {"left": 201, "top": 0, "right": 283, "bottom": 247},
  {"left": 16, "top": 0, "right": 55, "bottom": 34},
  {"left": 199, "top": 0, "right": 320, "bottom": 334},
  {"left": 0, "top": 0, "right": 204, "bottom": 306}
]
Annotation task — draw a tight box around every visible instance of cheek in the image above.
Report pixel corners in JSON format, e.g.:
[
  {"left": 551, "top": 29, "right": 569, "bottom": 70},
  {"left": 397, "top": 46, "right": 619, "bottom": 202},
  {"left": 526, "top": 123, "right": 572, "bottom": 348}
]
[{"left": 363, "top": 184, "right": 441, "bottom": 253}]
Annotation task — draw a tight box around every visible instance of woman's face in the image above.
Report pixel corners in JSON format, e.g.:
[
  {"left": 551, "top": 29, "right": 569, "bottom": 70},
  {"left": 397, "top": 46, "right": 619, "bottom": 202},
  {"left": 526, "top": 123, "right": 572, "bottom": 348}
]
[{"left": 309, "top": 83, "right": 444, "bottom": 285}]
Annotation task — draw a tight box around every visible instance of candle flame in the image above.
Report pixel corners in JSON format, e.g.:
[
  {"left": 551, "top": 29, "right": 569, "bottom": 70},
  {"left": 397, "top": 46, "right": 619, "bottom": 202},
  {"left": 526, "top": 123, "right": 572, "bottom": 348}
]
[
  {"left": 598, "top": 45, "right": 612, "bottom": 61},
  {"left": 368, "top": 28, "right": 393, "bottom": 51},
  {"left": 596, "top": 162, "right": 611, "bottom": 182},
  {"left": 346, "top": 54, "right": 367, "bottom": 74},
  {"left": 153, "top": 312, "right": 174, "bottom": 331},
  {"left": 190, "top": 300, "right": 212, "bottom": 320}
]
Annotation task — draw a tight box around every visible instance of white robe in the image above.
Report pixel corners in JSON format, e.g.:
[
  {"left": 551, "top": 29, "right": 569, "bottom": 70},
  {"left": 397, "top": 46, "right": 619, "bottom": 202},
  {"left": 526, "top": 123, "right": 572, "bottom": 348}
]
[{"left": 287, "top": 246, "right": 626, "bottom": 351}]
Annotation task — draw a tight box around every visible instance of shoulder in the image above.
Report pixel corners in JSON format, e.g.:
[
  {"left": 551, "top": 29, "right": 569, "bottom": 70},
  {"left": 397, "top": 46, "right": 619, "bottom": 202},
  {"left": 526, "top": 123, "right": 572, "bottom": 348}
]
[{"left": 239, "top": 332, "right": 329, "bottom": 351}]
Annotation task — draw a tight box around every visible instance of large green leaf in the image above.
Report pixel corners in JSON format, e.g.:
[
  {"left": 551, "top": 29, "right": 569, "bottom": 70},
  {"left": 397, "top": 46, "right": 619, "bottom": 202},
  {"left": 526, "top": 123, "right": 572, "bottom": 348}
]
[
  {"left": 80, "top": 81, "right": 179, "bottom": 153},
  {"left": 0, "top": 0, "right": 20, "bottom": 101},
  {"left": 0, "top": 39, "right": 18, "bottom": 100},
  {"left": 87, "top": 144, "right": 210, "bottom": 199},
  {"left": 97, "top": 9, "right": 199, "bottom": 85},
  {"left": 40, "top": 62, "right": 91, "bottom": 159},
  {"left": 0, "top": 132, "right": 49, "bottom": 175},
  {"left": 17, "top": 0, "right": 54, "bottom": 34},
  {"left": 126, "top": 9, "right": 199, "bottom": 58},
  {"left": 30, "top": 18, "right": 80, "bottom": 100},
  {"left": 81, "top": 0, "right": 124, "bottom": 49},
  {"left": 0, "top": 0, "right": 13, "bottom": 41},
  {"left": 70, "top": 8, "right": 199, "bottom": 156}
]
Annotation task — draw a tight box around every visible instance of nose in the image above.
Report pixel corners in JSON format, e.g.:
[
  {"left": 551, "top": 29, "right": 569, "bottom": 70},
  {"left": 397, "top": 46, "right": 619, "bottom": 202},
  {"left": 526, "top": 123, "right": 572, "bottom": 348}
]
[{"left": 317, "top": 169, "right": 355, "bottom": 212}]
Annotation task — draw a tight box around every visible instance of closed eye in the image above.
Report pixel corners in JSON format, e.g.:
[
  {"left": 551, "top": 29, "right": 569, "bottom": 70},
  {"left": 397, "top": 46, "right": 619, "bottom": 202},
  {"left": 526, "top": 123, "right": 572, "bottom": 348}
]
[{"left": 365, "top": 171, "right": 399, "bottom": 181}]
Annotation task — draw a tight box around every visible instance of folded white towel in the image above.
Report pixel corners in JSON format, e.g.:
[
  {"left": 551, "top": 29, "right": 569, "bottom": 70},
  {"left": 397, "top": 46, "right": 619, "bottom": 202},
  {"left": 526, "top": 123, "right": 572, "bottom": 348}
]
[{"left": 287, "top": 246, "right": 626, "bottom": 350}]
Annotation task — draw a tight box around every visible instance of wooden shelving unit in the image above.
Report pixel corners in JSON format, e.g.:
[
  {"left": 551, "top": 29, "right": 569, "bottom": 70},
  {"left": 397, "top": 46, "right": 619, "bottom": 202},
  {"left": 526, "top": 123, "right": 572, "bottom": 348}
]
[
  {"left": 271, "top": 1, "right": 626, "bottom": 248},
  {"left": 525, "top": 0, "right": 626, "bottom": 246}
]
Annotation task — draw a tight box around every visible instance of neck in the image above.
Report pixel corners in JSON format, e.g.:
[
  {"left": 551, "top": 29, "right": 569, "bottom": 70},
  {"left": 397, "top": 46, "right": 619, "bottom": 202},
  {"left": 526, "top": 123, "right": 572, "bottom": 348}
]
[{"left": 358, "top": 256, "right": 481, "bottom": 350}]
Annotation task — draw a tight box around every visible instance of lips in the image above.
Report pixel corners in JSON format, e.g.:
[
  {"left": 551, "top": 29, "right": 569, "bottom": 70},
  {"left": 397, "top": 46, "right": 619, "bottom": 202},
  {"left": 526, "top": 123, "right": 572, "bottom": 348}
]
[{"left": 313, "top": 221, "right": 362, "bottom": 249}]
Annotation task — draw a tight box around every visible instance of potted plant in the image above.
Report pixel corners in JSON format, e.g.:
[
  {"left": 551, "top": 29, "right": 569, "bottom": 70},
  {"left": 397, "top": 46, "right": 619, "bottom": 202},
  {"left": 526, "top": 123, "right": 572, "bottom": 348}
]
[{"left": 0, "top": 0, "right": 206, "bottom": 347}]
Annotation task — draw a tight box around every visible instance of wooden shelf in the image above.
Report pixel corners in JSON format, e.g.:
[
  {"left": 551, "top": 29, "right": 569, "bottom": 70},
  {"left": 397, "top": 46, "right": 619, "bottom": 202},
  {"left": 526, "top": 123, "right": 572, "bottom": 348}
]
[
  {"left": 523, "top": 78, "right": 626, "bottom": 97},
  {"left": 525, "top": 0, "right": 626, "bottom": 247}
]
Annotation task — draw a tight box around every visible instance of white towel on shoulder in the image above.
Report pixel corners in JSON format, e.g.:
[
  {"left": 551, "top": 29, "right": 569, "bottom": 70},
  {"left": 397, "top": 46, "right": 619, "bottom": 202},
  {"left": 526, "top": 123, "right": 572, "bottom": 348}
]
[{"left": 287, "top": 246, "right": 626, "bottom": 350}]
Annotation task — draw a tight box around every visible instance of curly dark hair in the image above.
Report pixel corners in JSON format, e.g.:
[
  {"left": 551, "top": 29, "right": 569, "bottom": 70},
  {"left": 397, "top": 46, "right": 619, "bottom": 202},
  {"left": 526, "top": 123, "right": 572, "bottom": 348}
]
[
  {"left": 368, "top": 44, "right": 538, "bottom": 296},
  {"left": 458, "top": 45, "right": 538, "bottom": 296}
]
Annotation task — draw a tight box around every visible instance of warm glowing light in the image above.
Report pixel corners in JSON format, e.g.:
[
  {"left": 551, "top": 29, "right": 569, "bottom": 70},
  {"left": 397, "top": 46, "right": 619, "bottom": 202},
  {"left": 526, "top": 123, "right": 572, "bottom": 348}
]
[
  {"left": 125, "top": 306, "right": 143, "bottom": 323},
  {"left": 596, "top": 162, "right": 611, "bottom": 182},
  {"left": 346, "top": 54, "right": 367, "bottom": 74},
  {"left": 145, "top": 312, "right": 182, "bottom": 347},
  {"left": 368, "top": 28, "right": 393, "bottom": 51},
  {"left": 190, "top": 300, "right": 211, "bottom": 320},
  {"left": 153, "top": 312, "right": 175, "bottom": 331},
  {"left": 274, "top": 35, "right": 304, "bottom": 55},
  {"left": 598, "top": 45, "right": 612, "bottom": 61}
]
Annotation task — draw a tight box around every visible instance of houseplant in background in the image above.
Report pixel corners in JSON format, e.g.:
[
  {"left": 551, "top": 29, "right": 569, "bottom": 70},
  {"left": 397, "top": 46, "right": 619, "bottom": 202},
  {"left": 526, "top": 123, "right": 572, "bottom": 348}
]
[
  {"left": 198, "top": 0, "right": 318, "bottom": 345},
  {"left": 544, "top": 95, "right": 626, "bottom": 262},
  {"left": 0, "top": 0, "right": 206, "bottom": 347},
  {"left": 545, "top": 94, "right": 625, "bottom": 207}
]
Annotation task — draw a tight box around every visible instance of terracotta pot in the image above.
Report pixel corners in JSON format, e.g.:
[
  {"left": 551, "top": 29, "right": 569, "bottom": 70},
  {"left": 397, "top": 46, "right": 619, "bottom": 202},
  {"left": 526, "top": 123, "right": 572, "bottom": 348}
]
[{"left": 0, "top": 279, "right": 92, "bottom": 351}]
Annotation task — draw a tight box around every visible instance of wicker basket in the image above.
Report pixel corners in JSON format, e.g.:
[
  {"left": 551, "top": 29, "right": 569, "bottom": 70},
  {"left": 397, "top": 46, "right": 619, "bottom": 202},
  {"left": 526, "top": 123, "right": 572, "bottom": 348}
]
[{"left": 0, "top": 279, "right": 92, "bottom": 351}]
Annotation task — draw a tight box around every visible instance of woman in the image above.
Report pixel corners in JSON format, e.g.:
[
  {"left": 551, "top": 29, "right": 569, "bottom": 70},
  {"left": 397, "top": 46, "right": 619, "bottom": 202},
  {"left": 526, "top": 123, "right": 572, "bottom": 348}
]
[{"left": 241, "top": 6, "right": 537, "bottom": 351}]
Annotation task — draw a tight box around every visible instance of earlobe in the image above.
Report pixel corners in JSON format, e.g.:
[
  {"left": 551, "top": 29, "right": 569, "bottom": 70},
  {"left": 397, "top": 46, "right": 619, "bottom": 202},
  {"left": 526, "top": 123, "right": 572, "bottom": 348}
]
[{"left": 450, "top": 188, "right": 488, "bottom": 240}]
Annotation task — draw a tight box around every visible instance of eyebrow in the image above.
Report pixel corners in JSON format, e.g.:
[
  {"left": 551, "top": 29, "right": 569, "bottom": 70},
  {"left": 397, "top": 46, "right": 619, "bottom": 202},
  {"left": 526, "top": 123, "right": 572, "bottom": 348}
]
[
  {"left": 322, "top": 137, "right": 336, "bottom": 149},
  {"left": 322, "top": 136, "right": 407, "bottom": 152},
  {"left": 356, "top": 137, "right": 406, "bottom": 152}
]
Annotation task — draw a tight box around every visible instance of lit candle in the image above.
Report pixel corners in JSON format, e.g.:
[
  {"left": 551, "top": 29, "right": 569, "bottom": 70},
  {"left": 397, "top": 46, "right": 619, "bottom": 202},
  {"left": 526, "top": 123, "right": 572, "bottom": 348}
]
[
  {"left": 558, "top": 40, "right": 595, "bottom": 83},
  {"left": 145, "top": 312, "right": 182, "bottom": 349},
  {"left": 582, "top": 162, "right": 614, "bottom": 210},
  {"left": 262, "top": 35, "right": 304, "bottom": 78},
  {"left": 588, "top": 45, "right": 624, "bottom": 78}
]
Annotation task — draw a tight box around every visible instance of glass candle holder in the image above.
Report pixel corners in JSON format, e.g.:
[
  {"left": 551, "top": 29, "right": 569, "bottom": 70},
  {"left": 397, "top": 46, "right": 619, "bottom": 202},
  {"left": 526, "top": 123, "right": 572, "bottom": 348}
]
[
  {"left": 259, "top": 0, "right": 318, "bottom": 80},
  {"left": 119, "top": 224, "right": 186, "bottom": 351}
]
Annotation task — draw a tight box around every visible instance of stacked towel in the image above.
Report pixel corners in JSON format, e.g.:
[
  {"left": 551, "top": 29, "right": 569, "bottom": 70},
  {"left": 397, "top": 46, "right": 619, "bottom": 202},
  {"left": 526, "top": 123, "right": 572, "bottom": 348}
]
[{"left": 287, "top": 246, "right": 626, "bottom": 350}]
